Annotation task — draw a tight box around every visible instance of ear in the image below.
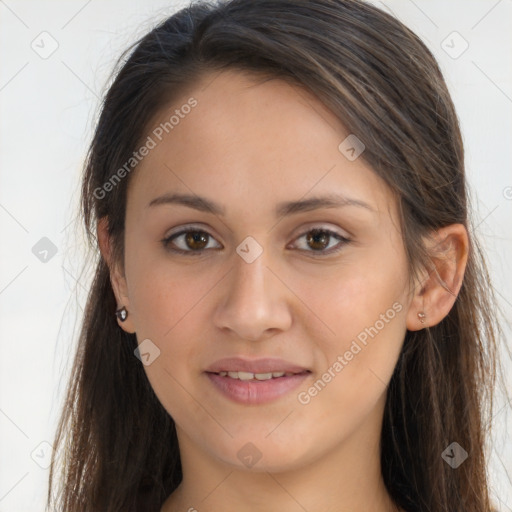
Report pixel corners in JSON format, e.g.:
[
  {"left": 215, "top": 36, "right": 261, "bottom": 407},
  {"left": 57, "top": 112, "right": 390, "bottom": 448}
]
[
  {"left": 97, "top": 217, "right": 136, "bottom": 334},
  {"left": 406, "top": 223, "right": 469, "bottom": 331}
]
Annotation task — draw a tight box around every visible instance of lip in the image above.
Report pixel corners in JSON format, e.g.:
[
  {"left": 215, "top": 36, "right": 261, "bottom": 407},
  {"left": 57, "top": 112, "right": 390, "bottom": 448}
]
[
  {"left": 205, "top": 357, "right": 309, "bottom": 374},
  {"left": 204, "top": 357, "right": 311, "bottom": 405}
]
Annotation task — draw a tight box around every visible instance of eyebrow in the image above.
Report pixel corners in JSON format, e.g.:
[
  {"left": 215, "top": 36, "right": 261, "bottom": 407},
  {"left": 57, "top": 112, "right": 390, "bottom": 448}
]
[{"left": 146, "top": 192, "right": 375, "bottom": 217}]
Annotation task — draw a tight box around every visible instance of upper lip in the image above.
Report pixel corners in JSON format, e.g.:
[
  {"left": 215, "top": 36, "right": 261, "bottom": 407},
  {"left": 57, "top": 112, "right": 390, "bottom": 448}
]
[{"left": 205, "top": 357, "right": 310, "bottom": 374}]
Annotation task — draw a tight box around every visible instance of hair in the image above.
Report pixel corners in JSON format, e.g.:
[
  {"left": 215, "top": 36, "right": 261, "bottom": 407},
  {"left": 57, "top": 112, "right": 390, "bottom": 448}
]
[{"left": 47, "top": 1, "right": 503, "bottom": 511}]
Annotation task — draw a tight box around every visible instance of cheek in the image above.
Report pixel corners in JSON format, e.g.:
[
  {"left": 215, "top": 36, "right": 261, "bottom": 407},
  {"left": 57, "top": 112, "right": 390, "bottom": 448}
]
[
  {"left": 124, "top": 251, "right": 215, "bottom": 418},
  {"left": 124, "top": 250, "right": 222, "bottom": 394},
  {"left": 294, "top": 251, "right": 408, "bottom": 394},
  {"left": 296, "top": 252, "right": 407, "bottom": 342},
  {"left": 125, "top": 240, "right": 216, "bottom": 339},
  {"left": 289, "top": 274, "right": 406, "bottom": 448}
]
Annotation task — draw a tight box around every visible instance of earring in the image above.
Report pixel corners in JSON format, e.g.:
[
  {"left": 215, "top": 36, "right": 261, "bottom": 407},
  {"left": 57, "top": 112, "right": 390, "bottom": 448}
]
[
  {"left": 116, "top": 306, "right": 128, "bottom": 322},
  {"left": 417, "top": 311, "right": 426, "bottom": 324}
]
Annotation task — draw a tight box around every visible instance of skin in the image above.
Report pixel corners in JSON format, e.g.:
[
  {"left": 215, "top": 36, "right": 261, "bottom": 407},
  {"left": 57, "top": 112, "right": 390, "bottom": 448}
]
[{"left": 98, "top": 69, "right": 468, "bottom": 512}]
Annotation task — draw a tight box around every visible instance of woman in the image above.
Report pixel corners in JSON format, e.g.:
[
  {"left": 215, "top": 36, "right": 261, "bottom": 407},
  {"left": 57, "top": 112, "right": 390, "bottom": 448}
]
[{"left": 47, "top": 1, "right": 501, "bottom": 511}]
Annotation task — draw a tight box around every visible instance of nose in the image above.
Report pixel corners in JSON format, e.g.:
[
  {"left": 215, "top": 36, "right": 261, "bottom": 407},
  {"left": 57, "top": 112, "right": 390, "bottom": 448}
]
[{"left": 212, "top": 248, "right": 292, "bottom": 341}]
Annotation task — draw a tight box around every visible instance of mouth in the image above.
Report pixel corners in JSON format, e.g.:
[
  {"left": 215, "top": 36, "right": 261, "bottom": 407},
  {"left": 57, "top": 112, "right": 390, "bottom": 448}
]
[
  {"left": 208, "top": 370, "right": 310, "bottom": 381},
  {"left": 204, "top": 359, "right": 312, "bottom": 404}
]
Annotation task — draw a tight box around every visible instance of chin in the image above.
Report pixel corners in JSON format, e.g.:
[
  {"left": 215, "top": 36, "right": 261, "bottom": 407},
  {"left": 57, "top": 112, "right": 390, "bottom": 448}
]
[{"left": 208, "top": 435, "right": 320, "bottom": 474}]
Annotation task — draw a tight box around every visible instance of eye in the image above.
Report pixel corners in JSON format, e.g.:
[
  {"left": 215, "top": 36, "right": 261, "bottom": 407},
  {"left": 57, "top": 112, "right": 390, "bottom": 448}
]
[
  {"left": 290, "top": 228, "right": 351, "bottom": 255},
  {"left": 162, "top": 228, "right": 222, "bottom": 255},
  {"left": 162, "top": 226, "right": 351, "bottom": 257}
]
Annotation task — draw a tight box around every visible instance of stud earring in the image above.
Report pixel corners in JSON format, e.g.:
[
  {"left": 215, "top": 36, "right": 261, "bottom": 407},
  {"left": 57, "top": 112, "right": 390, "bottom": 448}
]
[
  {"left": 116, "top": 306, "right": 128, "bottom": 322},
  {"left": 417, "top": 311, "right": 426, "bottom": 324}
]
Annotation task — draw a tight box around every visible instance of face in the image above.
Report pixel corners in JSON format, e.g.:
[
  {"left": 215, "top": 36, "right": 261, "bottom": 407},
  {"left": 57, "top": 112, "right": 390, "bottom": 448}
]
[{"left": 114, "top": 69, "right": 415, "bottom": 472}]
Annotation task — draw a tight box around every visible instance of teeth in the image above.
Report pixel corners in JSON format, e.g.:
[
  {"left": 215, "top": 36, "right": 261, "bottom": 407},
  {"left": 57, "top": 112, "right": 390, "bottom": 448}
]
[
  {"left": 217, "top": 371, "right": 293, "bottom": 380},
  {"left": 254, "top": 373, "right": 273, "bottom": 380},
  {"left": 234, "top": 371, "right": 253, "bottom": 380}
]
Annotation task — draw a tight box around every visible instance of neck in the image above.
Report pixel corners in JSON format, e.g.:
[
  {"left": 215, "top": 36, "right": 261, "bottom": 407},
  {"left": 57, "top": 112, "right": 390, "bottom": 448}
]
[{"left": 161, "top": 396, "right": 399, "bottom": 512}]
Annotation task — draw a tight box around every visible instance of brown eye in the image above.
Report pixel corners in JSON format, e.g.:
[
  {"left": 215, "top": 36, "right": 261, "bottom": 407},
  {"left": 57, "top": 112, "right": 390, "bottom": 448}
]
[
  {"left": 306, "top": 229, "right": 331, "bottom": 251},
  {"left": 162, "top": 229, "right": 222, "bottom": 254},
  {"left": 292, "top": 228, "right": 351, "bottom": 255},
  {"left": 185, "top": 231, "right": 209, "bottom": 250}
]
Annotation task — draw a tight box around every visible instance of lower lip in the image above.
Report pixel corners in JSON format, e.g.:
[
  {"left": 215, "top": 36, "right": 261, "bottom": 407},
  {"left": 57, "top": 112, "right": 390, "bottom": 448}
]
[{"left": 206, "top": 372, "right": 310, "bottom": 405}]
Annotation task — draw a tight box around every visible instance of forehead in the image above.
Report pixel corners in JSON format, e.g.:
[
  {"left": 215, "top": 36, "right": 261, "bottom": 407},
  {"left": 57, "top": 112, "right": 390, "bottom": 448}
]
[{"left": 126, "top": 69, "right": 395, "bottom": 221}]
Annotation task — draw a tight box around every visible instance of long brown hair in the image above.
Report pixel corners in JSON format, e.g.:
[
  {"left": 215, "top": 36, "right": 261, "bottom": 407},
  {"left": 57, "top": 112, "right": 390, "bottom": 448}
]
[{"left": 47, "top": 1, "right": 503, "bottom": 510}]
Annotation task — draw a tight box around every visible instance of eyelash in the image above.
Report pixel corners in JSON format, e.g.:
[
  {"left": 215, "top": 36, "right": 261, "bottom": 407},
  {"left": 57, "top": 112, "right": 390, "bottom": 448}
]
[{"left": 161, "top": 226, "right": 351, "bottom": 257}]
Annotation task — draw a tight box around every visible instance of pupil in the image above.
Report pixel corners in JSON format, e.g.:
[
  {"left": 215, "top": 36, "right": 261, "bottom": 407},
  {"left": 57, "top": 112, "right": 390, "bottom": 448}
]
[
  {"left": 307, "top": 230, "right": 329, "bottom": 250},
  {"left": 186, "top": 231, "right": 208, "bottom": 250}
]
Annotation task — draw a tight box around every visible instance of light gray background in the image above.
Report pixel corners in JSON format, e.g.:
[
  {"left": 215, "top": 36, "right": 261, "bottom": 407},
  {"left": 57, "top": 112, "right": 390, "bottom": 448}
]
[{"left": 0, "top": 1, "right": 510, "bottom": 510}]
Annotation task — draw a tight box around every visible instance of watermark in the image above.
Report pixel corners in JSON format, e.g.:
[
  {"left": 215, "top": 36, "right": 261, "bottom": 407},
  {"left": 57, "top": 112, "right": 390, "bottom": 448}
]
[
  {"left": 237, "top": 442, "right": 263, "bottom": 468},
  {"left": 441, "top": 442, "right": 468, "bottom": 468},
  {"left": 30, "top": 441, "right": 53, "bottom": 469},
  {"left": 440, "top": 31, "right": 469, "bottom": 60},
  {"left": 503, "top": 186, "right": 512, "bottom": 200},
  {"left": 338, "top": 134, "right": 365, "bottom": 161},
  {"left": 297, "top": 301, "right": 403, "bottom": 405},
  {"left": 236, "top": 236, "right": 264, "bottom": 263},
  {"left": 31, "top": 31, "right": 59, "bottom": 59},
  {"left": 134, "top": 338, "right": 161, "bottom": 366},
  {"left": 32, "top": 236, "right": 58, "bottom": 263},
  {"left": 93, "top": 97, "right": 198, "bottom": 200}
]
